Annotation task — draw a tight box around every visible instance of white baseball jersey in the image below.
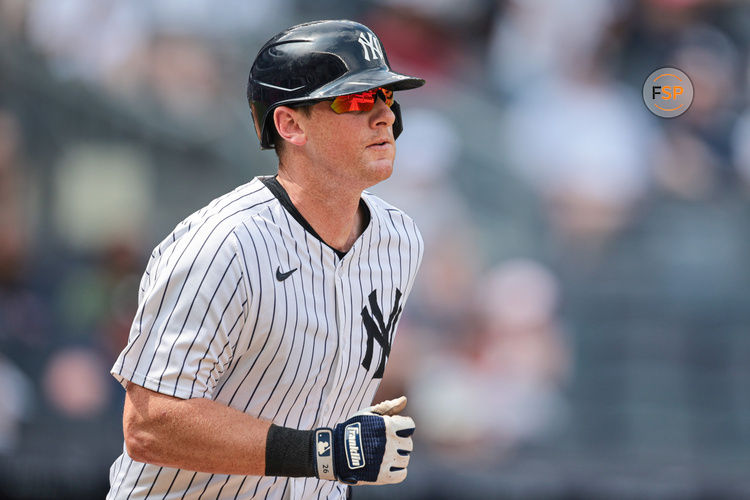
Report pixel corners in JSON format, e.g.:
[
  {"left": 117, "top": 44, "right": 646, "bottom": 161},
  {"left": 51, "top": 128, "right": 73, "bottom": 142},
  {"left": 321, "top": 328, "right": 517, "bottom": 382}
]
[{"left": 107, "top": 176, "right": 423, "bottom": 500}]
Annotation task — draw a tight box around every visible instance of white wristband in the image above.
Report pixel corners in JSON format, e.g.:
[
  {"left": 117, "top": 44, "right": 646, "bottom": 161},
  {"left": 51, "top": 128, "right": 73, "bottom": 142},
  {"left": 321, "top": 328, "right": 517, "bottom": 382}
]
[{"left": 314, "top": 428, "right": 336, "bottom": 481}]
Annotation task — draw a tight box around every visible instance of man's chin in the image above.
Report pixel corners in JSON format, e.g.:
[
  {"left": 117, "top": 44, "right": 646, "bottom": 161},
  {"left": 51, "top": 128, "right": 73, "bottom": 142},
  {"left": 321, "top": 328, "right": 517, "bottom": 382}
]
[{"left": 367, "top": 161, "right": 394, "bottom": 185}]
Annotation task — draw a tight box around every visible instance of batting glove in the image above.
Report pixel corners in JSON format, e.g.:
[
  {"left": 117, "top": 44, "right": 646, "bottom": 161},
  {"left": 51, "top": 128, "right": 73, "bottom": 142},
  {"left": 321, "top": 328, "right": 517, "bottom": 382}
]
[{"left": 313, "top": 396, "right": 415, "bottom": 485}]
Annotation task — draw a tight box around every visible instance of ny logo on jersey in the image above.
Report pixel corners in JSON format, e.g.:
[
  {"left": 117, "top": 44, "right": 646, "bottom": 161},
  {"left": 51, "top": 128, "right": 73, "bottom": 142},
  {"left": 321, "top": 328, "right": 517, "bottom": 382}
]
[
  {"left": 358, "top": 32, "right": 383, "bottom": 62},
  {"left": 361, "top": 288, "right": 403, "bottom": 379}
]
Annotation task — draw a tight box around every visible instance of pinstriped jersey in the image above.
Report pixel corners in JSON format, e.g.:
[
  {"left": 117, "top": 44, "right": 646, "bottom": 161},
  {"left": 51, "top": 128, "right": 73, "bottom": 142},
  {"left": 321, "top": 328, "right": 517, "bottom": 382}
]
[{"left": 107, "top": 176, "right": 423, "bottom": 500}]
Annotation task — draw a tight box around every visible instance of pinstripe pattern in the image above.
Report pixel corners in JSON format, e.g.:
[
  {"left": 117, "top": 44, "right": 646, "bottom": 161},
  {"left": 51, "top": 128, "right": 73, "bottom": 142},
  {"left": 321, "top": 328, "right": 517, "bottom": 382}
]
[{"left": 107, "top": 177, "right": 423, "bottom": 499}]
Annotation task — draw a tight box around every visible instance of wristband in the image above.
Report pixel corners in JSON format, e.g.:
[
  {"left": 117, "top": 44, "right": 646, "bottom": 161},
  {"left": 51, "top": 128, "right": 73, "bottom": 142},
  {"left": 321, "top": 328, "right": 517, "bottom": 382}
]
[
  {"left": 264, "top": 424, "right": 316, "bottom": 478},
  {"left": 314, "top": 428, "right": 336, "bottom": 480}
]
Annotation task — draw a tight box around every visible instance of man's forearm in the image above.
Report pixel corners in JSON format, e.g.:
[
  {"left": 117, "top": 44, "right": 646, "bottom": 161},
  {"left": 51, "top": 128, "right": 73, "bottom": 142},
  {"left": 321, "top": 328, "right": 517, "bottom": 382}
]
[
  {"left": 122, "top": 383, "right": 415, "bottom": 486},
  {"left": 123, "top": 383, "right": 272, "bottom": 476}
]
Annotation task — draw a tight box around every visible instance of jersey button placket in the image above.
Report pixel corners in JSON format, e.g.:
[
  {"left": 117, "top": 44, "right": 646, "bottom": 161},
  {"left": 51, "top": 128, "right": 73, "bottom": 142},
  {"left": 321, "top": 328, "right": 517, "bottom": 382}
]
[
  {"left": 322, "top": 262, "right": 348, "bottom": 421},
  {"left": 336, "top": 264, "right": 350, "bottom": 354}
]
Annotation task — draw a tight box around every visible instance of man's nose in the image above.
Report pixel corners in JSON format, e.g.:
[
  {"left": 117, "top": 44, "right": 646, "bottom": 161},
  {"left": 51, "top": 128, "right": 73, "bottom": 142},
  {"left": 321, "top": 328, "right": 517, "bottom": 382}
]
[{"left": 371, "top": 97, "right": 395, "bottom": 128}]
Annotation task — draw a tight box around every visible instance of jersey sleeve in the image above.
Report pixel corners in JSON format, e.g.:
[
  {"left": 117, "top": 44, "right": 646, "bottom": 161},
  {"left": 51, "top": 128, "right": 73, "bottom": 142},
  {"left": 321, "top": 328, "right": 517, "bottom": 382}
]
[{"left": 111, "top": 227, "right": 249, "bottom": 400}]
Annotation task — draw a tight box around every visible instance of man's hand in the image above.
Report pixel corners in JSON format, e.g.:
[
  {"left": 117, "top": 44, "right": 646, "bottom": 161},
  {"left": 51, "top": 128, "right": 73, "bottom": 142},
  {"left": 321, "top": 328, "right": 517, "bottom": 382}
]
[
  {"left": 357, "top": 395, "right": 408, "bottom": 417},
  {"left": 314, "top": 396, "right": 415, "bottom": 485}
]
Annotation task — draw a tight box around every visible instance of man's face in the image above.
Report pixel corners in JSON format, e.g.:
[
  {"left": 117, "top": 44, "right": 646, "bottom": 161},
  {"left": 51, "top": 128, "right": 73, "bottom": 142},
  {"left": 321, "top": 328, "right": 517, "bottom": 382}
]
[{"left": 300, "top": 96, "right": 397, "bottom": 189}]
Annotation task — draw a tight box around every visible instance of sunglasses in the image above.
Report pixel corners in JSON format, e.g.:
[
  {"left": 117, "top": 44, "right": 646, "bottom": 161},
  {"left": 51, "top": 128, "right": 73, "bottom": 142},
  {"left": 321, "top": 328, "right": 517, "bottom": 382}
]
[{"left": 329, "top": 87, "right": 394, "bottom": 114}]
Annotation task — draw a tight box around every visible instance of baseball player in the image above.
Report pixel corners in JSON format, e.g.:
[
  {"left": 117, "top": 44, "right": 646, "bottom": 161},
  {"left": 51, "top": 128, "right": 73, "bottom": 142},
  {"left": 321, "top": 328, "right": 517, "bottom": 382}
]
[{"left": 107, "top": 20, "right": 425, "bottom": 499}]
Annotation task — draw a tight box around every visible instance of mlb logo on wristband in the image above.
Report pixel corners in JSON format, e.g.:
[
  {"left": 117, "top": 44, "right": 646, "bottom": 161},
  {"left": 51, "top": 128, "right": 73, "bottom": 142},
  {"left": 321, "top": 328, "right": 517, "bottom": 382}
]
[
  {"left": 344, "top": 423, "right": 365, "bottom": 469},
  {"left": 316, "top": 431, "right": 331, "bottom": 457}
]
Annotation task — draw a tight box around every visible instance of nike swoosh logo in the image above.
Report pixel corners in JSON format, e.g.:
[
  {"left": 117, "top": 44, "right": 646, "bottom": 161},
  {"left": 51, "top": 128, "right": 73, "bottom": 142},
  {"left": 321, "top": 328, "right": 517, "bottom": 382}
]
[{"left": 276, "top": 266, "right": 297, "bottom": 282}]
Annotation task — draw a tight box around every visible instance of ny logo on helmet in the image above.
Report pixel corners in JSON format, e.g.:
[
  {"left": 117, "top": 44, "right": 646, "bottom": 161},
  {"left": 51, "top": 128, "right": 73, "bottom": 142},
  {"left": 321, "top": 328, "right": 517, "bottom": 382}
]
[{"left": 358, "top": 32, "right": 383, "bottom": 62}]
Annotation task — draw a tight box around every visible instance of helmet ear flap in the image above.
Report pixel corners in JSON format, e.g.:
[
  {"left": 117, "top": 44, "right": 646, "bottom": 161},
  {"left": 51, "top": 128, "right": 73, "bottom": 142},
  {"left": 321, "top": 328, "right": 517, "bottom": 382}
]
[{"left": 391, "top": 101, "right": 403, "bottom": 140}]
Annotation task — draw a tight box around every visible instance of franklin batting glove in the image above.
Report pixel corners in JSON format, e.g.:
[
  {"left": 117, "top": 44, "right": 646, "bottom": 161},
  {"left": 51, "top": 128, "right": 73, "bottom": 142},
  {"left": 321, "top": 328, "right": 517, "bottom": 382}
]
[{"left": 313, "top": 396, "right": 415, "bottom": 485}]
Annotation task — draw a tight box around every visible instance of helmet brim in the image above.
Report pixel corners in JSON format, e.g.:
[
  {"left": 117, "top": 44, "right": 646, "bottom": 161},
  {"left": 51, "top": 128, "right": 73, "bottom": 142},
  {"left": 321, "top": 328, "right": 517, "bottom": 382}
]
[{"left": 310, "top": 68, "right": 425, "bottom": 99}]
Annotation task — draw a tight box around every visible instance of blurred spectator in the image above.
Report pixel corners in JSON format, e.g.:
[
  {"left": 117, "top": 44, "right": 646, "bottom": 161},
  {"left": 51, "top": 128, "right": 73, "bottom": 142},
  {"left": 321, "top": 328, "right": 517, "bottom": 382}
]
[
  {"left": 0, "top": 0, "right": 28, "bottom": 41},
  {"left": 0, "top": 111, "right": 46, "bottom": 462},
  {"left": 42, "top": 347, "right": 110, "bottom": 419},
  {"left": 23, "top": 0, "right": 289, "bottom": 132},
  {"left": 732, "top": 110, "right": 750, "bottom": 189},
  {"left": 408, "top": 259, "right": 569, "bottom": 460},
  {"left": 50, "top": 142, "right": 148, "bottom": 360},
  {"left": 364, "top": 0, "right": 494, "bottom": 84},
  {"left": 0, "top": 354, "right": 33, "bottom": 454},
  {"left": 146, "top": 0, "right": 292, "bottom": 37},
  {"left": 500, "top": 70, "right": 656, "bottom": 256},
  {"left": 54, "top": 242, "right": 141, "bottom": 361},
  {"left": 0, "top": 110, "right": 50, "bottom": 367},
  {"left": 0, "top": 111, "right": 32, "bottom": 283},
  {"left": 487, "top": 0, "right": 624, "bottom": 96},
  {"left": 476, "top": 259, "right": 568, "bottom": 386},
  {"left": 652, "top": 25, "right": 743, "bottom": 198},
  {"left": 25, "top": 0, "right": 149, "bottom": 85},
  {"left": 141, "top": 32, "right": 224, "bottom": 120},
  {"left": 52, "top": 142, "right": 153, "bottom": 252}
]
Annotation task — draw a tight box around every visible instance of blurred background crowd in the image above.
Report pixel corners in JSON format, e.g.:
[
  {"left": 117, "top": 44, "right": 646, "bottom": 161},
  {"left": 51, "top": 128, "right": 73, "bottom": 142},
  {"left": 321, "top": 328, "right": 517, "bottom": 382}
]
[{"left": 1, "top": 0, "right": 750, "bottom": 498}]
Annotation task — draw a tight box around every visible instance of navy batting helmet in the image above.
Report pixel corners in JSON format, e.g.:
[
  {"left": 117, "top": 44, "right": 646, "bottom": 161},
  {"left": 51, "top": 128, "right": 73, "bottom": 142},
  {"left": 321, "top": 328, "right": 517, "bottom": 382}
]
[{"left": 247, "top": 20, "right": 425, "bottom": 149}]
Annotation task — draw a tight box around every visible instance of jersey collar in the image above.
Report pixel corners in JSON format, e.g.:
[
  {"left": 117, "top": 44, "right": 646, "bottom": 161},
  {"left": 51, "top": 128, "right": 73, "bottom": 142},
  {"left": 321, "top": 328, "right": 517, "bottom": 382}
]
[{"left": 259, "top": 175, "right": 375, "bottom": 260}]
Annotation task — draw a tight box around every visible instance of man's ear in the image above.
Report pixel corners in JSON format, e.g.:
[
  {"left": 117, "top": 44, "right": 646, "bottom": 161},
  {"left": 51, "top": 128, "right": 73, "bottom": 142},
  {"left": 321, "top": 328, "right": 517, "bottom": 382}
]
[{"left": 273, "top": 107, "right": 307, "bottom": 147}]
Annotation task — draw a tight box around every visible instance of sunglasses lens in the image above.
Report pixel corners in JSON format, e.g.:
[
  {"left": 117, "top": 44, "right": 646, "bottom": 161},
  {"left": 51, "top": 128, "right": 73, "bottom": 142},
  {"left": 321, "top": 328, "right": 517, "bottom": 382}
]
[
  {"left": 331, "top": 90, "right": 376, "bottom": 113},
  {"left": 380, "top": 88, "right": 394, "bottom": 106},
  {"left": 330, "top": 88, "right": 394, "bottom": 114}
]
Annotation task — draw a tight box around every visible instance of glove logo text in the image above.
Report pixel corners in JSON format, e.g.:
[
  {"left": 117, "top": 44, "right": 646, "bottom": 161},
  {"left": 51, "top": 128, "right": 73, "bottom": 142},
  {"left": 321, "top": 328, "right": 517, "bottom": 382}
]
[{"left": 344, "top": 423, "right": 365, "bottom": 469}]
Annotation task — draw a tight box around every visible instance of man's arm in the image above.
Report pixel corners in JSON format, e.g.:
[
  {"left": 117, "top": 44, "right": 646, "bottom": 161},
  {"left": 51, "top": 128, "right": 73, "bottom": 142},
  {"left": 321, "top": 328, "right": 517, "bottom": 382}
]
[
  {"left": 123, "top": 383, "right": 414, "bottom": 484},
  {"left": 123, "top": 383, "right": 271, "bottom": 475}
]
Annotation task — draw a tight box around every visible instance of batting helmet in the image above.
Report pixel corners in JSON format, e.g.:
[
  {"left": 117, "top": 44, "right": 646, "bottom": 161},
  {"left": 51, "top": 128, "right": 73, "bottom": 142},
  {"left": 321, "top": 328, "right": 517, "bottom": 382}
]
[{"left": 247, "top": 19, "right": 425, "bottom": 149}]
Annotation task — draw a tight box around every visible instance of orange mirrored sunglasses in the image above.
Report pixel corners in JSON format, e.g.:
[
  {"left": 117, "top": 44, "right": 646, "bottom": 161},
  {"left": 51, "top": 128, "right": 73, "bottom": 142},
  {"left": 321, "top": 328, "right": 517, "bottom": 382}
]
[{"left": 330, "top": 87, "right": 394, "bottom": 114}]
